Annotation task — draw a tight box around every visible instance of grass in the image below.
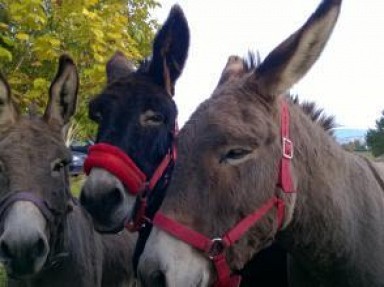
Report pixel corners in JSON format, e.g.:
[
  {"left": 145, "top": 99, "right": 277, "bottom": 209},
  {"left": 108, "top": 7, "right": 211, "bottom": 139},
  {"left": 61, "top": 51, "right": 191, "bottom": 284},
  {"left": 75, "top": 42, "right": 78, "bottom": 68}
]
[
  {"left": 70, "top": 174, "right": 86, "bottom": 198},
  {"left": 0, "top": 174, "right": 86, "bottom": 284},
  {"left": 0, "top": 269, "right": 5, "bottom": 287}
]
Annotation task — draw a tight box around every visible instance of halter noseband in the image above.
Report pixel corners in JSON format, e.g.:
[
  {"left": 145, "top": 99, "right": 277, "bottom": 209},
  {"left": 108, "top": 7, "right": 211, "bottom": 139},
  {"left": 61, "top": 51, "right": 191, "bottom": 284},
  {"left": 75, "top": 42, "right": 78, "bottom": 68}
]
[
  {"left": 83, "top": 130, "right": 177, "bottom": 232},
  {"left": 0, "top": 192, "right": 56, "bottom": 223},
  {"left": 152, "top": 100, "right": 295, "bottom": 287},
  {"left": 0, "top": 190, "right": 72, "bottom": 269}
]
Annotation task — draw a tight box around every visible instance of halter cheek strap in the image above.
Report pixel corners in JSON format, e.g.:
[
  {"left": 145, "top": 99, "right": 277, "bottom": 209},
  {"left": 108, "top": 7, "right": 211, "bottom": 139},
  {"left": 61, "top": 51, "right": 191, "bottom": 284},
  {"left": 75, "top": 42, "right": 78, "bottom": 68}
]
[
  {"left": 278, "top": 100, "right": 294, "bottom": 193},
  {"left": 152, "top": 100, "right": 295, "bottom": 287}
]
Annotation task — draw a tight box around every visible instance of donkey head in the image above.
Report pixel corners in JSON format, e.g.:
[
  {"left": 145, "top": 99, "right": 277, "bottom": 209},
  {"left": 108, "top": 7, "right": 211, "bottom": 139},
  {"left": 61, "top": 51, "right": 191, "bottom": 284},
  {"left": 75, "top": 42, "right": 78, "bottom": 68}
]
[
  {"left": 0, "top": 55, "right": 78, "bottom": 278},
  {"left": 80, "top": 5, "right": 189, "bottom": 233},
  {"left": 137, "top": 0, "right": 342, "bottom": 286}
]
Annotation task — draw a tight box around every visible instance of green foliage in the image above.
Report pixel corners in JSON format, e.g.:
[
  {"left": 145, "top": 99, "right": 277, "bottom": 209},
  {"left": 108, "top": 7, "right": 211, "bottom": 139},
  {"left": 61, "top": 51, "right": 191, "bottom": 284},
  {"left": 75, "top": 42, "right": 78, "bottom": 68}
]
[
  {"left": 366, "top": 110, "right": 384, "bottom": 157},
  {"left": 0, "top": 0, "right": 159, "bottom": 140},
  {"left": 70, "top": 174, "right": 86, "bottom": 197},
  {"left": 341, "top": 139, "right": 367, "bottom": 153}
]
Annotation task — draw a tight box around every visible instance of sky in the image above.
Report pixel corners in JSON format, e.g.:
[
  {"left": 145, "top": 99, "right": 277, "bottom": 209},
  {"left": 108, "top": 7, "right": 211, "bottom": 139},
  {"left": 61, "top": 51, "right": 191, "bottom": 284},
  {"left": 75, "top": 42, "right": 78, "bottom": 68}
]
[{"left": 153, "top": 0, "right": 384, "bottom": 130}]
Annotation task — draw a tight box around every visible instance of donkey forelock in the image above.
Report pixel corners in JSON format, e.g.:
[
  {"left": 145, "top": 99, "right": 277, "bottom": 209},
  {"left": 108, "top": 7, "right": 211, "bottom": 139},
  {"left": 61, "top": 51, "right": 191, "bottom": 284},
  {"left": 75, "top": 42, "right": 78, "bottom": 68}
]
[{"left": 220, "top": 52, "right": 337, "bottom": 134}]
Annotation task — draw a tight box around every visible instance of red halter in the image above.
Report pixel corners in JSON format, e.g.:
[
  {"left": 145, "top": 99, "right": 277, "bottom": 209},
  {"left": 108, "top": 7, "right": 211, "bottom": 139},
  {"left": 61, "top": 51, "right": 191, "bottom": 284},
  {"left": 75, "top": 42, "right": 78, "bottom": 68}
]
[
  {"left": 152, "top": 101, "right": 295, "bottom": 287},
  {"left": 83, "top": 135, "right": 177, "bottom": 231}
]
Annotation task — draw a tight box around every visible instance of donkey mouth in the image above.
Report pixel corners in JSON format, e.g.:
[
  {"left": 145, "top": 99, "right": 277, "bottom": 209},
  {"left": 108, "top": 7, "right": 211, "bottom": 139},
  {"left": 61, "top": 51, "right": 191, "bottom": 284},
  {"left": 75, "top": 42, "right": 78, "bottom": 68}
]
[
  {"left": 90, "top": 208, "right": 129, "bottom": 234},
  {"left": 92, "top": 218, "right": 125, "bottom": 234},
  {"left": 3, "top": 259, "right": 45, "bottom": 280}
]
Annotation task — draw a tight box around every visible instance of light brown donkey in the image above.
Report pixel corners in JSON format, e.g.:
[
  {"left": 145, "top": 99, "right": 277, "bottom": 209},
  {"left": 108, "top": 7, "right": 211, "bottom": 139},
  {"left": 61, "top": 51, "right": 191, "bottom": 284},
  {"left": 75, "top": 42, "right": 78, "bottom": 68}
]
[
  {"left": 0, "top": 55, "right": 136, "bottom": 287},
  {"left": 138, "top": 0, "right": 384, "bottom": 286}
]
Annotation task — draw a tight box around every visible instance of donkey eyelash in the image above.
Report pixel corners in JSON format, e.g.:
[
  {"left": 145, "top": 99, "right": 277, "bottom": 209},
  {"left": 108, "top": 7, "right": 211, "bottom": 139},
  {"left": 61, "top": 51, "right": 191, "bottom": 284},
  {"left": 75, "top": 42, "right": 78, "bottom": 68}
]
[
  {"left": 148, "top": 114, "right": 165, "bottom": 123},
  {"left": 140, "top": 110, "right": 166, "bottom": 126},
  {"left": 220, "top": 148, "right": 253, "bottom": 164}
]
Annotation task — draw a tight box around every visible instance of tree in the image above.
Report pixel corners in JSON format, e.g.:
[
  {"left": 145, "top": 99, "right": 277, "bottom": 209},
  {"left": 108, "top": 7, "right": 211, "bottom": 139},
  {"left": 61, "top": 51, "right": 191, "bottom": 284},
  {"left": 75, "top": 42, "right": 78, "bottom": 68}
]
[
  {"left": 366, "top": 110, "right": 384, "bottom": 157},
  {"left": 0, "top": 0, "right": 159, "bottom": 140},
  {"left": 341, "top": 139, "right": 367, "bottom": 153}
]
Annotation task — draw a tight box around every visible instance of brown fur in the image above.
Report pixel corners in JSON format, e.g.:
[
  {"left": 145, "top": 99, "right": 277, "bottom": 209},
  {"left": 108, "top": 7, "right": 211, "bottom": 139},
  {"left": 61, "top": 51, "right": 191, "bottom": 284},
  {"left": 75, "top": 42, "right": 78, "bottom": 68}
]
[
  {"left": 0, "top": 58, "right": 136, "bottom": 287},
  {"left": 160, "top": 60, "right": 384, "bottom": 287},
  {"left": 138, "top": 0, "right": 384, "bottom": 286}
]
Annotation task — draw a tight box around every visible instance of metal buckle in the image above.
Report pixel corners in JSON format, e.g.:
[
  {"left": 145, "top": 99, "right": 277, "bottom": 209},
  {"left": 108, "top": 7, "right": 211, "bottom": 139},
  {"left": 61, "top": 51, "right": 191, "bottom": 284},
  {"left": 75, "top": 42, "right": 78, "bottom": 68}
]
[
  {"left": 282, "top": 137, "right": 293, "bottom": 159},
  {"left": 208, "top": 238, "right": 226, "bottom": 259}
]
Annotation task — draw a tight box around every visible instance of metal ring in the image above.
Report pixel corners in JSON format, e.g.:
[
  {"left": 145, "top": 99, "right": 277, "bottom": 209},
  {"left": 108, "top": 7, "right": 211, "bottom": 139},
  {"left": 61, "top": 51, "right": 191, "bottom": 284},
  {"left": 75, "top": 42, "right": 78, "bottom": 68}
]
[{"left": 208, "top": 238, "right": 226, "bottom": 259}]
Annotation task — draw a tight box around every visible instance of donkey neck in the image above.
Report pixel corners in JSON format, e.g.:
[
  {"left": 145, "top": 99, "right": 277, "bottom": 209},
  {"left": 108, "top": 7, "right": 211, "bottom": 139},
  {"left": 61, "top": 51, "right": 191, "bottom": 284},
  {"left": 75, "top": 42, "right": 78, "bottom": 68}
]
[{"left": 280, "top": 103, "right": 384, "bottom": 285}]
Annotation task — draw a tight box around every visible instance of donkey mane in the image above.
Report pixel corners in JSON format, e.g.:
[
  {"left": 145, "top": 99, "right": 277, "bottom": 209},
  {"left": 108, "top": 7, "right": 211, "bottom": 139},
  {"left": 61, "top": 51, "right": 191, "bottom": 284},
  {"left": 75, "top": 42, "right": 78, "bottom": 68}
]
[
  {"left": 289, "top": 95, "right": 336, "bottom": 134},
  {"left": 243, "top": 52, "right": 336, "bottom": 134}
]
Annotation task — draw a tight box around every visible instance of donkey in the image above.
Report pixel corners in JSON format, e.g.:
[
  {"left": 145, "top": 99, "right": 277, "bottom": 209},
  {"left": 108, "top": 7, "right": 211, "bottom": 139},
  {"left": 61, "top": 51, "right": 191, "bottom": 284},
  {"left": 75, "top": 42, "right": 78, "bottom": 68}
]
[
  {"left": 0, "top": 55, "right": 136, "bottom": 287},
  {"left": 79, "top": 5, "right": 292, "bottom": 287},
  {"left": 79, "top": 5, "right": 189, "bottom": 235},
  {"left": 79, "top": 5, "right": 189, "bottom": 274},
  {"left": 136, "top": 0, "right": 384, "bottom": 286}
]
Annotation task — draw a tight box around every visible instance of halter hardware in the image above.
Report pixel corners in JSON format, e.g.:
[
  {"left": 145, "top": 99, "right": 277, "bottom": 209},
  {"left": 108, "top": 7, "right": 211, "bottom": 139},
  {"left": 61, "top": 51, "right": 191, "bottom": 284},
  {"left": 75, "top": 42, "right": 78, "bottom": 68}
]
[
  {"left": 208, "top": 238, "right": 226, "bottom": 259},
  {"left": 282, "top": 137, "right": 293, "bottom": 159}
]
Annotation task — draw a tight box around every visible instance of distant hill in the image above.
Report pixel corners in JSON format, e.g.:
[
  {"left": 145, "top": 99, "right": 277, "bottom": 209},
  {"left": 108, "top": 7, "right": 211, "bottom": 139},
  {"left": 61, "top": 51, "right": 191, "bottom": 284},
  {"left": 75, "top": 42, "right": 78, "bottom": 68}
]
[{"left": 333, "top": 128, "right": 367, "bottom": 144}]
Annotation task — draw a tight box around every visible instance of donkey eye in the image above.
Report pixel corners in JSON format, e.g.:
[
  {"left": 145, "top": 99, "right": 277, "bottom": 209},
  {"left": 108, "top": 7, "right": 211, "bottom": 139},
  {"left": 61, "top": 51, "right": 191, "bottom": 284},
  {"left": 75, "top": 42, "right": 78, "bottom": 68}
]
[
  {"left": 140, "top": 110, "right": 165, "bottom": 126},
  {"left": 51, "top": 159, "right": 69, "bottom": 173},
  {"left": 220, "top": 148, "right": 252, "bottom": 164}
]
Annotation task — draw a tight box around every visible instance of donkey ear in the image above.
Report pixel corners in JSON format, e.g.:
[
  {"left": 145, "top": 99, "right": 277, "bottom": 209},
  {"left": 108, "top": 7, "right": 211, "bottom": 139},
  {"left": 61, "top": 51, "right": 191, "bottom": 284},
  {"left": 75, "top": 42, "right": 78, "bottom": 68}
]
[
  {"left": 106, "top": 51, "right": 135, "bottom": 83},
  {"left": 250, "top": 0, "right": 342, "bottom": 100},
  {"left": 217, "top": 56, "right": 246, "bottom": 87},
  {"left": 0, "top": 74, "right": 17, "bottom": 127},
  {"left": 148, "top": 5, "right": 190, "bottom": 96},
  {"left": 44, "top": 54, "right": 78, "bottom": 126}
]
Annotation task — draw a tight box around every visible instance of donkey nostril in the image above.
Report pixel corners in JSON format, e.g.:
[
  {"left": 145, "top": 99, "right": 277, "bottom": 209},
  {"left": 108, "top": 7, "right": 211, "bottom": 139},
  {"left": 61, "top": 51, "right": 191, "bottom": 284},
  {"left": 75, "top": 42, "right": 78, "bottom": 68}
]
[
  {"left": 150, "top": 271, "right": 166, "bottom": 287},
  {"left": 106, "top": 187, "right": 123, "bottom": 207},
  {"left": 33, "top": 238, "right": 47, "bottom": 258}
]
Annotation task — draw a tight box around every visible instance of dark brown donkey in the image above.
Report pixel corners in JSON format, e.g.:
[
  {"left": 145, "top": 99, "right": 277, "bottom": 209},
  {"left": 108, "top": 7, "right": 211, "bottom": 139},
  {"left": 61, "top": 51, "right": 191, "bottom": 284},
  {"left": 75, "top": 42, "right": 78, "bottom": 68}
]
[
  {"left": 137, "top": 0, "right": 384, "bottom": 286},
  {"left": 0, "top": 56, "right": 136, "bottom": 287},
  {"left": 79, "top": 5, "right": 189, "bottom": 234}
]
